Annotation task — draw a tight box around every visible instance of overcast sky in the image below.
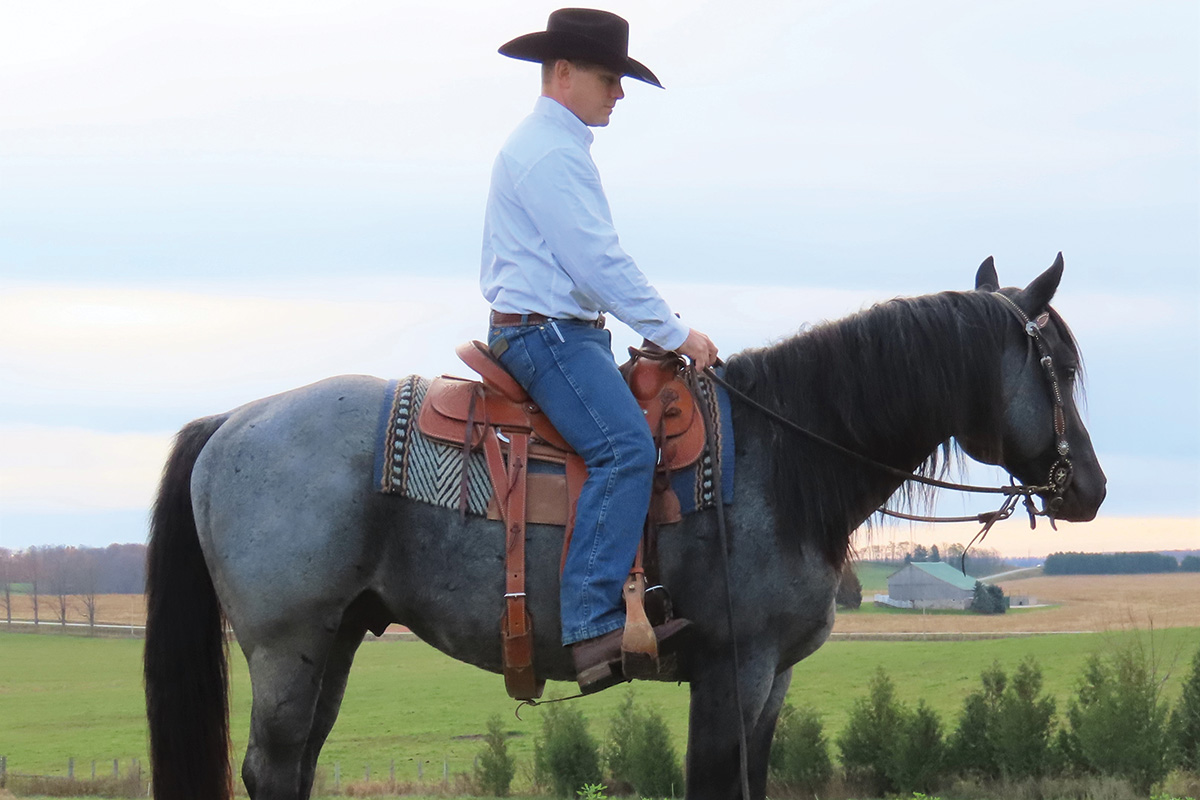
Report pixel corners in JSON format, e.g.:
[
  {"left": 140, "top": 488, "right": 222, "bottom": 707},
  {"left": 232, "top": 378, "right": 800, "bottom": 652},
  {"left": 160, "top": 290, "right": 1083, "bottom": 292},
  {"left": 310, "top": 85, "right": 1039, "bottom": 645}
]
[{"left": 1, "top": 1, "right": 1196, "bottom": 555}]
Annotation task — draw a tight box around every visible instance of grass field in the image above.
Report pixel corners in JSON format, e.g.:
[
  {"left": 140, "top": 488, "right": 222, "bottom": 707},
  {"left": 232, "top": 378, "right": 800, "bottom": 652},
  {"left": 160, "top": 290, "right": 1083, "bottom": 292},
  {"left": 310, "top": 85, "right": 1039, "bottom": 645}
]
[{"left": 2, "top": 625, "right": 1197, "bottom": 790}]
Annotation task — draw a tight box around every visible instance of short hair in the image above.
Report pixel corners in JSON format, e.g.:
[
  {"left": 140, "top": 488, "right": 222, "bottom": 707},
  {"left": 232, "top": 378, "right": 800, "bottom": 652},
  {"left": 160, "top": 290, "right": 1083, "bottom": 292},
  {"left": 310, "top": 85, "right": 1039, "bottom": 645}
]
[{"left": 541, "top": 58, "right": 608, "bottom": 86}]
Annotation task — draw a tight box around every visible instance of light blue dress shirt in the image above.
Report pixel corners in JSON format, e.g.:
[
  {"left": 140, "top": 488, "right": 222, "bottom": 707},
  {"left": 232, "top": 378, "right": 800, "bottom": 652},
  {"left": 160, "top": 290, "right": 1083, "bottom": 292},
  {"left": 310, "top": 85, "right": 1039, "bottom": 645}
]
[{"left": 481, "top": 96, "right": 690, "bottom": 350}]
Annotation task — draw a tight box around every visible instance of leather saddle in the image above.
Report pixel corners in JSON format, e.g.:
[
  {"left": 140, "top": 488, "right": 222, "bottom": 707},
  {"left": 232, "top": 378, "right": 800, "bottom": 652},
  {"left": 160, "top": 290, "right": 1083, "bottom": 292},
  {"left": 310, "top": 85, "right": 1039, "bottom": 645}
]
[{"left": 414, "top": 340, "right": 708, "bottom": 700}]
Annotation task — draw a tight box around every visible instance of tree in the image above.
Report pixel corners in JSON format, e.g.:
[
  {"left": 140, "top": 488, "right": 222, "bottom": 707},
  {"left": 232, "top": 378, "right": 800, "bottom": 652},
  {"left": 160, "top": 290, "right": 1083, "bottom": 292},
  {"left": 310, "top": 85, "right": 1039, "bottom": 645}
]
[
  {"left": 991, "top": 658, "right": 1056, "bottom": 779},
  {"left": 912, "top": 545, "right": 929, "bottom": 562},
  {"left": 1, "top": 548, "right": 12, "bottom": 627},
  {"left": 837, "top": 667, "right": 905, "bottom": 795},
  {"left": 603, "top": 691, "right": 682, "bottom": 797},
  {"left": 947, "top": 661, "right": 1006, "bottom": 778},
  {"left": 1065, "top": 644, "right": 1171, "bottom": 794},
  {"left": 888, "top": 700, "right": 944, "bottom": 795},
  {"left": 1180, "top": 555, "right": 1200, "bottom": 572},
  {"left": 1169, "top": 645, "right": 1200, "bottom": 772},
  {"left": 475, "top": 715, "right": 516, "bottom": 796},
  {"left": 836, "top": 562, "right": 862, "bottom": 609},
  {"left": 929, "top": 544, "right": 941, "bottom": 562},
  {"left": 770, "top": 703, "right": 832, "bottom": 795},
  {"left": 534, "top": 702, "right": 602, "bottom": 798}
]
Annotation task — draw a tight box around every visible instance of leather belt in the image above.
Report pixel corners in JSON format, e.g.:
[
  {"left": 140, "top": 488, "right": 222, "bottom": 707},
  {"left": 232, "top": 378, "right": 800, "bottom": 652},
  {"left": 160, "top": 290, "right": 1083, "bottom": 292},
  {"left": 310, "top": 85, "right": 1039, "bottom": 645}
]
[{"left": 490, "top": 311, "right": 605, "bottom": 329}]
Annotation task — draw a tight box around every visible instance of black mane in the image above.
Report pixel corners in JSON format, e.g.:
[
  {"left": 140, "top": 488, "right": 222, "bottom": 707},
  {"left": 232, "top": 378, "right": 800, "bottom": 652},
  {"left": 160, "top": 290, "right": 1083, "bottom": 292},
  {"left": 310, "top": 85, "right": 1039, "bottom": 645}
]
[{"left": 724, "top": 290, "right": 1025, "bottom": 569}]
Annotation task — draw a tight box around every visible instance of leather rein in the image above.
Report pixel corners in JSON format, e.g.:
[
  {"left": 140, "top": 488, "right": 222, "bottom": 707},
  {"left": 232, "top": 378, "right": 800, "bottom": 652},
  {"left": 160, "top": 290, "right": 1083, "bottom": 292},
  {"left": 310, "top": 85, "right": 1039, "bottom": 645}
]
[{"left": 701, "top": 291, "right": 1076, "bottom": 543}]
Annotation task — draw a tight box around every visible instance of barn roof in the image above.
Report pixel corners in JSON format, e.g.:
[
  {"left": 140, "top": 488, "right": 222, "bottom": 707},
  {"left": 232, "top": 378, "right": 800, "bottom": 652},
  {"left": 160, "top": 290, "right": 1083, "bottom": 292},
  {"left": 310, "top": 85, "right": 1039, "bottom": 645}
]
[{"left": 906, "top": 561, "right": 978, "bottom": 591}]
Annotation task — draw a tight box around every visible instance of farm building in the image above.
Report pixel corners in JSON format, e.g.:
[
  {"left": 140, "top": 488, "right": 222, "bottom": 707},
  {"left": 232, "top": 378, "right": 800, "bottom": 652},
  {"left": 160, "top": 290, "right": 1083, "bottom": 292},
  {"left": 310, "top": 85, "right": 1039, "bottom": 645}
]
[{"left": 885, "top": 562, "right": 978, "bottom": 610}]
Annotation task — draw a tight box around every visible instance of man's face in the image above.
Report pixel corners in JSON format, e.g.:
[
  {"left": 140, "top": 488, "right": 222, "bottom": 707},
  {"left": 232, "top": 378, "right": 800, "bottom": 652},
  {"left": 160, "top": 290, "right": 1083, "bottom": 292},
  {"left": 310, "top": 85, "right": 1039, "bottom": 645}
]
[{"left": 562, "top": 63, "right": 625, "bottom": 127}]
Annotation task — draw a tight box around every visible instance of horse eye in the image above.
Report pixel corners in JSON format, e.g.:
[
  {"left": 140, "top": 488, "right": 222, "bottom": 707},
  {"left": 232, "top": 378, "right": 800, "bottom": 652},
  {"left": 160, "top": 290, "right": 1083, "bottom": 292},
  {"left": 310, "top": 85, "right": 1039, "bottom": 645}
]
[{"left": 1064, "top": 366, "right": 1077, "bottom": 382}]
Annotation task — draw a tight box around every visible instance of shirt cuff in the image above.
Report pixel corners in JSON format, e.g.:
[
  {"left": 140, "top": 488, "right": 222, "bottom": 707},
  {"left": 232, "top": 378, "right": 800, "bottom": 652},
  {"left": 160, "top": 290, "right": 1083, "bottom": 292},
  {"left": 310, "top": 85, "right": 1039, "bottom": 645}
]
[{"left": 644, "top": 316, "right": 690, "bottom": 351}]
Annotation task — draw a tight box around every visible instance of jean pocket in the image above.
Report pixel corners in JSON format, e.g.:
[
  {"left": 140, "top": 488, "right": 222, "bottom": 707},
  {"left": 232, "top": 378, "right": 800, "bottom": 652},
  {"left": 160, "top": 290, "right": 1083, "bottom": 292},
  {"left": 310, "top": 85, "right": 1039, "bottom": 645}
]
[{"left": 489, "top": 327, "right": 538, "bottom": 387}]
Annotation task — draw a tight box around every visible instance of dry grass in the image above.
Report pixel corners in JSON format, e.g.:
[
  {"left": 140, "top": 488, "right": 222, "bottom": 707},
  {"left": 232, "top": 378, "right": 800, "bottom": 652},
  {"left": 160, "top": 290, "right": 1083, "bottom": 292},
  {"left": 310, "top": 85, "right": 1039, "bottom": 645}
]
[
  {"left": 3, "top": 593, "right": 146, "bottom": 626},
  {"left": 833, "top": 572, "right": 1200, "bottom": 634},
  {"left": 5, "top": 574, "right": 1196, "bottom": 637}
]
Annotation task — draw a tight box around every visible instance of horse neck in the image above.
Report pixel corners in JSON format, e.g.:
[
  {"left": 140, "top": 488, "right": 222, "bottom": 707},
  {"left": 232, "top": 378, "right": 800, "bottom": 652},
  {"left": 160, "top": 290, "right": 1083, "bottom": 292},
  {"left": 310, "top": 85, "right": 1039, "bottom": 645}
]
[{"left": 725, "top": 291, "right": 1005, "bottom": 568}]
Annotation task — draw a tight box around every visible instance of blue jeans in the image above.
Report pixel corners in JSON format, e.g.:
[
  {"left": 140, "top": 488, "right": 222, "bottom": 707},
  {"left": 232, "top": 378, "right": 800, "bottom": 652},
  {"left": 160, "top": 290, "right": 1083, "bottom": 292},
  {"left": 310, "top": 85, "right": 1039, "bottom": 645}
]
[{"left": 488, "top": 320, "right": 656, "bottom": 645}]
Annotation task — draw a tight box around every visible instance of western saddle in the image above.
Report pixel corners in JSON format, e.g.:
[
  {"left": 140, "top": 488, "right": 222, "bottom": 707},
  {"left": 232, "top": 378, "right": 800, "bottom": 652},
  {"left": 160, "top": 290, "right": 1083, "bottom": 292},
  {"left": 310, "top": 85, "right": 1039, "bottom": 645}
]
[{"left": 416, "top": 340, "right": 708, "bottom": 700}]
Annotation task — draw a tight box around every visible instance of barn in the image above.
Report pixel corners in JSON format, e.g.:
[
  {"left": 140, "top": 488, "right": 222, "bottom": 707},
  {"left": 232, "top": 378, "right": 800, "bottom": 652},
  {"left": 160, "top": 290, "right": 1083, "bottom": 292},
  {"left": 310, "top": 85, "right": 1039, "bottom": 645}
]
[{"left": 885, "top": 562, "right": 978, "bottom": 610}]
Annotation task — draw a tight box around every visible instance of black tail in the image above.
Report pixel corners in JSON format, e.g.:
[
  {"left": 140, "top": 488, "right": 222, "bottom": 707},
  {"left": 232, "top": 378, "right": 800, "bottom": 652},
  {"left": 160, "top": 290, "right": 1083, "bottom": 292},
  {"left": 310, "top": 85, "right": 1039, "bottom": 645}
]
[{"left": 144, "top": 414, "right": 232, "bottom": 800}]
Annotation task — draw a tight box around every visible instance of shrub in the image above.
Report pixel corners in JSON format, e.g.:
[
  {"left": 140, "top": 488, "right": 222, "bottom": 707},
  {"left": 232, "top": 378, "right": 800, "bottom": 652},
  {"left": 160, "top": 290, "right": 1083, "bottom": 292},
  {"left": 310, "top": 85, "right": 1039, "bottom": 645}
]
[
  {"left": 837, "top": 667, "right": 905, "bottom": 795},
  {"left": 992, "top": 658, "right": 1057, "bottom": 779},
  {"left": 1065, "top": 644, "right": 1172, "bottom": 794},
  {"left": 888, "top": 700, "right": 945, "bottom": 795},
  {"left": 475, "top": 714, "right": 516, "bottom": 796},
  {"left": 769, "top": 702, "right": 833, "bottom": 795},
  {"left": 603, "top": 690, "right": 682, "bottom": 797},
  {"left": 947, "top": 661, "right": 1006, "bottom": 778},
  {"left": 1169, "top": 645, "right": 1200, "bottom": 772},
  {"left": 535, "top": 702, "right": 603, "bottom": 798},
  {"left": 971, "top": 581, "right": 1006, "bottom": 614},
  {"left": 836, "top": 562, "right": 863, "bottom": 609}
]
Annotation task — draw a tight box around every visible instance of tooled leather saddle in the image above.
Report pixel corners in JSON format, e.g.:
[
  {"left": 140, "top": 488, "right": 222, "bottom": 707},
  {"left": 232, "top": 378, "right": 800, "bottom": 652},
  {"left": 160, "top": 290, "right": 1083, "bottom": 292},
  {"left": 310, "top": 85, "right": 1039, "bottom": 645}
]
[{"left": 415, "top": 340, "right": 708, "bottom": 700}]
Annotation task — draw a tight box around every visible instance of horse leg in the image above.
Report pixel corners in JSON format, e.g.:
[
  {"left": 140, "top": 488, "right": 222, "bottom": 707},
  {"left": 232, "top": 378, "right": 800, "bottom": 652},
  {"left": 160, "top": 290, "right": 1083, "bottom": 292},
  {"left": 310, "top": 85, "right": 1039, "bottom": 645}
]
[
  {"left": 240, "top": 630, "right": 335, "bottom": 800},
  {"left": 747, "top": 666, "right": 792, "bottom": 798},
  {"left": 685, "top": 650, "right": 780, "bottom": 800},
  {"left": 297, "top": 619, "right": 369, "bottom": 797}
]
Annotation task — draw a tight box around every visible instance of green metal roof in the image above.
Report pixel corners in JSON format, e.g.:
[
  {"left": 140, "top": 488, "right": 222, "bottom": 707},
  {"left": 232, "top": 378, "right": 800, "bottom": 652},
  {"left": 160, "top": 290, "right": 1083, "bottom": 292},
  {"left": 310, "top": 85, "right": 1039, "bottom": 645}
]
[{"left": 909, "top": 561, "right": 978, "bottom": 591}]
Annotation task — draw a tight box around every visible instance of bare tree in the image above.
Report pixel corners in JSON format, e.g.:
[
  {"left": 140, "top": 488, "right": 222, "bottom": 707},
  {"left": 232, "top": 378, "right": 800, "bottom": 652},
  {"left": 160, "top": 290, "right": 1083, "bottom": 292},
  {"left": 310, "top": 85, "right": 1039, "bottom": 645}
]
[
  {"left": 1, "top": 547, "right": 12, "bottom": 627},
  {"left": 28, "top": 546, "right": 40, "bottom": 628},
  {"left": 76, "top": 548, "right": 100, "bottom": 631}
]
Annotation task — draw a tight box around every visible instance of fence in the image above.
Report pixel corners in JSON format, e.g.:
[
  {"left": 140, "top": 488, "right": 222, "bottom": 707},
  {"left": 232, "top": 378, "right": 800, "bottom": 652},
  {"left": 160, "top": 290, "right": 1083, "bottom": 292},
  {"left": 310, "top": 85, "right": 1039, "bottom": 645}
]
[{"left": 0, "top": 755, "right": 475, "bottom": 797}]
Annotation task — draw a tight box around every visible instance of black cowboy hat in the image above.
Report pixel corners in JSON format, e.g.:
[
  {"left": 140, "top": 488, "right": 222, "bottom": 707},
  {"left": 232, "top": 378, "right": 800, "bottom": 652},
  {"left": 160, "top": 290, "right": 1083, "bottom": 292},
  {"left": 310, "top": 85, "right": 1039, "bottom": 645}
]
[{"left": 499, "top": 8, "right": 662, "bottom": 88}]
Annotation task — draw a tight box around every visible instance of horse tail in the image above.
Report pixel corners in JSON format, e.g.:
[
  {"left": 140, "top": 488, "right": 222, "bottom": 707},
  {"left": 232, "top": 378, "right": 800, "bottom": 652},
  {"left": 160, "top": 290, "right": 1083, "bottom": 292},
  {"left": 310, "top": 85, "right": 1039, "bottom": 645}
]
[{"left": 144, "top": 413, "right": 232, "bottom": 800}]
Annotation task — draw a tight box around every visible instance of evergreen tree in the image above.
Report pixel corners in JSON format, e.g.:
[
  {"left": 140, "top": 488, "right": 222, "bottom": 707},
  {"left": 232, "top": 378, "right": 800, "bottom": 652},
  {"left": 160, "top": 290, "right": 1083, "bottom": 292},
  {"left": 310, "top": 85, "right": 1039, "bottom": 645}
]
[
  {"left": 475, "top": 715, "right": 516, "bottom": 796},
  {"left": 929, "top": 544, "right": 941, "bottom": 562},
  {"left": 534, "top": 703, "right": 602, "bottom": 798},
  {"left": 947, "top": 661, "right": 1005, "bottom": 778},
  {"left": 770, "top": 703, "right": 833, "bottom": 795},
  {"left": 837, "top": 667, "right": 904, "bottom": 795},
  {"left": 1169, "top": 645, "right": 1200, "bottom": 772},
  {"left": 992, "top": 658, "right": 1056, "bottom": 779},
  {"left": 888, "top": 700, "right": 944, "bottom": 795}
]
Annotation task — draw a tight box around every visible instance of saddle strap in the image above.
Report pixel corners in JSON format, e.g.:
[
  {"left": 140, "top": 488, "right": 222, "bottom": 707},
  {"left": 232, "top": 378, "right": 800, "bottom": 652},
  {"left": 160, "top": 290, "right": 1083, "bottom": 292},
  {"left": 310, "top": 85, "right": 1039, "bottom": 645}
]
[{"left": 498, "top": 431, "right": 544, "bottom": 701}]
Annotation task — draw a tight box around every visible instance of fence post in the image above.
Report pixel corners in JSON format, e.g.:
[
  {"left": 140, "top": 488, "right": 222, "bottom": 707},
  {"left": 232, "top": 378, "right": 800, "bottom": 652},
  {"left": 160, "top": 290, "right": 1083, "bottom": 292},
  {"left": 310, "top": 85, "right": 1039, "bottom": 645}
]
[
  {"left": 92, "top": 760, "right": 96, "bottom": 779},
  {"left": 389, "top": 759, "right": 395, "bottom": 785},
  {"left": 333, "top": 762, "right": 340, "bottom": 790},
  {"left": 1, "top": 754, "right": 7, "bottom": 787},
  {"left": 365, "top": 763, "right": 370, "bottom": 780},
  {"left": 68, "top": 756, "right": 74, "bottom": 779},
  {"left": 418, "top": 760, "right": 423, "bottom": 781},
  {"left": 114, "top": 758, "right": 119, "bottom": 777},
  {"left": 442, "top": 757, "right": 448, "bottom": 786}
]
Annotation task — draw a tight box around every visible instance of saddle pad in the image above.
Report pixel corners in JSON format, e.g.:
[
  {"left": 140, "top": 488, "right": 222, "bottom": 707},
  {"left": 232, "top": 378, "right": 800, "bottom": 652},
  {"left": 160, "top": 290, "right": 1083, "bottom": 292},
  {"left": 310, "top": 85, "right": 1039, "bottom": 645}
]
[
  {"left": 374, "top": 375, "right": 492, "bottom": 516},
  {"left": 374, "top": 373, "right": 735, "bottom": 518}
]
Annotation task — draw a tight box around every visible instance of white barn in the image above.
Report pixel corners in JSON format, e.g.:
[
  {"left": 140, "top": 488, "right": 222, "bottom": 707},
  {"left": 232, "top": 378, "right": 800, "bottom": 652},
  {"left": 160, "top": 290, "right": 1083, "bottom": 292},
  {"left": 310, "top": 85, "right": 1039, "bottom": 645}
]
[{"left": 886, "top": 562, "right": 978, "bottom": 610}]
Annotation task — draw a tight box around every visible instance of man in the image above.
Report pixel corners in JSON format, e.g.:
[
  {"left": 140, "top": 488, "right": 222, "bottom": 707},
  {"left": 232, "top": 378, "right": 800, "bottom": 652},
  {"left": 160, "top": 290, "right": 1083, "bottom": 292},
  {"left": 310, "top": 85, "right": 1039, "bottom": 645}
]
[{"left": 481, "top": 8, "right": 718, "bottom": 693}]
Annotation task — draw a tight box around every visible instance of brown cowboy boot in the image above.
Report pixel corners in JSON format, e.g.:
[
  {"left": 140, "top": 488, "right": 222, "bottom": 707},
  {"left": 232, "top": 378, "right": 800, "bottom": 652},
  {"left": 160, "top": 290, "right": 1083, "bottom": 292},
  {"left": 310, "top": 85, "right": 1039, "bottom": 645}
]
[{"left": 571, "top": 618, "right": 693, "bottom": 694}]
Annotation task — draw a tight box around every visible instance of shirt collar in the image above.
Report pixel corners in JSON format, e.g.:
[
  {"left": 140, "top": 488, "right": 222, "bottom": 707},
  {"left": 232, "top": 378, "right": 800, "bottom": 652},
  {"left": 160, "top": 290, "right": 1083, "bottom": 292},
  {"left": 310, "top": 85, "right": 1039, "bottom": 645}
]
[{"left": 534, "top": 95, "right": 594, "bottom": 148}]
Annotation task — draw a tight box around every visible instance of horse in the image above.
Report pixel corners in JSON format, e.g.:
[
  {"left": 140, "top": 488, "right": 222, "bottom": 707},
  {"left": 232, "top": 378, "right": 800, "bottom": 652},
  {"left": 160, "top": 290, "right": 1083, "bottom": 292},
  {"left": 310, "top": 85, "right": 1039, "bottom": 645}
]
[{"left": 144, "top": 255, "right": 1106, "bottom": 800}]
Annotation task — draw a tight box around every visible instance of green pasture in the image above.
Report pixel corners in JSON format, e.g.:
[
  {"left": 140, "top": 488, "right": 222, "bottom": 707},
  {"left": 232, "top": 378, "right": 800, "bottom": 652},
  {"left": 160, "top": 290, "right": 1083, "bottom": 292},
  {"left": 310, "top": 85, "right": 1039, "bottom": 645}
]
[
  {"left": 852, "top": 561, "right": 897, "bottom": 594},
  {"left": 1, "top": 628, "right": 1196, "bottom": 786}
]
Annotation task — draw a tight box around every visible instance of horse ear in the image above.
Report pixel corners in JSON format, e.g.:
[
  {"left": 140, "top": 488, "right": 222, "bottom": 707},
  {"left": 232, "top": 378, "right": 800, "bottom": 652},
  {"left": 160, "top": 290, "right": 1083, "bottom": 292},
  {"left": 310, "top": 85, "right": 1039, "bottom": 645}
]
[
  {"left": 974, "top": 256, "right": 999, "bottom": 291},
  {"left": 1020, "top": 252, "right": 1065, "bottom": 310}
]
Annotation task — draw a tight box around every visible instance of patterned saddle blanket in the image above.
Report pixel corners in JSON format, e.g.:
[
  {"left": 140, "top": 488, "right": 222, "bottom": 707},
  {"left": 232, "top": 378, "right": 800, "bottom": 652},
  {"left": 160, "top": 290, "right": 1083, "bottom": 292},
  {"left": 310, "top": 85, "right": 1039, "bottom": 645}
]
[{"left": 373, "top": 372, "right": 734, "bottom": 522}]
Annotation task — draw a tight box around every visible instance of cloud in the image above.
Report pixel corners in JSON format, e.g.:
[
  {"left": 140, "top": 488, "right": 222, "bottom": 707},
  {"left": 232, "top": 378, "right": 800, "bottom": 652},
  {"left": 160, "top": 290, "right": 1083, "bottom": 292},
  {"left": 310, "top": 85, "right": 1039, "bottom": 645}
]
[{"left": 0, "top": 425, "right": 172, "bottom": 512}]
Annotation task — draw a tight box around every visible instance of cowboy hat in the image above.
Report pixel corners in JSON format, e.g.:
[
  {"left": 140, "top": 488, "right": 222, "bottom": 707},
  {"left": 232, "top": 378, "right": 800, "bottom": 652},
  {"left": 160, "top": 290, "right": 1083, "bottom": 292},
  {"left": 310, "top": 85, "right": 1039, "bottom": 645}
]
[{"left": 498, "top": 8, "right": 663, "bottom": 88}]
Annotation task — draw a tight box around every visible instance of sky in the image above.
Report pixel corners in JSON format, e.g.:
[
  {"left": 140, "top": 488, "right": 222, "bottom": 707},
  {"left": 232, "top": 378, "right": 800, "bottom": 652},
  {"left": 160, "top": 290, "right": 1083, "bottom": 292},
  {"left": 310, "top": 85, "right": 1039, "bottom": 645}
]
[{"left": 1, "top": 1, "right": 1197, "bottom": 557}]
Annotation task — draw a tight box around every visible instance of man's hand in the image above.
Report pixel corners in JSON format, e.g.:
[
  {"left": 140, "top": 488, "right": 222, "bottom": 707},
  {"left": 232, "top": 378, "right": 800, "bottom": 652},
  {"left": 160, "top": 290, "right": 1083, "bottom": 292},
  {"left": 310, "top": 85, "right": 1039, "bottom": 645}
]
[{"left": 677, "top": 328, "right": 719, "bottom": 371}]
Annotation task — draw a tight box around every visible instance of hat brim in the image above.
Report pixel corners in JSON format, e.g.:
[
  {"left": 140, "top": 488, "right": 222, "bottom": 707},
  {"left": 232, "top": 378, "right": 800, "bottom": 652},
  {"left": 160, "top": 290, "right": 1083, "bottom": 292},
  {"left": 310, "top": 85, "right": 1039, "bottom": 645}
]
[{"left": 499, "top": 31, "right": 662, "bottom": 88}]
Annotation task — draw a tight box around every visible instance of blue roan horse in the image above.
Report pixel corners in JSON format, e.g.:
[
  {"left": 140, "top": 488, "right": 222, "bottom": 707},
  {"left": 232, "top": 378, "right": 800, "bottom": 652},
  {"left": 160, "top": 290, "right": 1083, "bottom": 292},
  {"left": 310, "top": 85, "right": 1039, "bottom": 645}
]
[{"left": 144, "top": 257, "right": 1106, "bottom": 800}]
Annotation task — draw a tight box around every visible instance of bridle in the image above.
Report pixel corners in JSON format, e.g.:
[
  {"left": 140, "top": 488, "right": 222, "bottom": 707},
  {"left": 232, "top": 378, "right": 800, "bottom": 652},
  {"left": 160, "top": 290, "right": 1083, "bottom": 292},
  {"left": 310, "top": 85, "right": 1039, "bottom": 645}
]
[{"left": 701, "top": 290, "right": 1076, "bottom": 539}]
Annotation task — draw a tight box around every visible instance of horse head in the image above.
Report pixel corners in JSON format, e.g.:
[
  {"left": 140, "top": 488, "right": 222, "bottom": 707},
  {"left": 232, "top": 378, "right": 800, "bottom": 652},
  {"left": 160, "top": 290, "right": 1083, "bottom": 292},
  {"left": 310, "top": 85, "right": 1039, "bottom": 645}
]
[{"left": 960, "top": 253, "right": 1107, "bottom": 522}]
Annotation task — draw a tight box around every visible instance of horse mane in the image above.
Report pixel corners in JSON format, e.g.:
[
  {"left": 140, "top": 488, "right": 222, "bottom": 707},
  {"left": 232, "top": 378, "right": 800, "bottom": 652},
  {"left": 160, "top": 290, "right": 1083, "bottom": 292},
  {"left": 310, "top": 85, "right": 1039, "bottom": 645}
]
[{"left": 724, "top": 289, "right": 1077, "bottom": 570}]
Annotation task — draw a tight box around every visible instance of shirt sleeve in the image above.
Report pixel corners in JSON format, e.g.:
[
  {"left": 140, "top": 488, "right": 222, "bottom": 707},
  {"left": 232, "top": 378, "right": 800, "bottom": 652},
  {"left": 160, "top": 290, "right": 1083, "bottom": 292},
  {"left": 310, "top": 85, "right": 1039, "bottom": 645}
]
[{"left": 509, "top": 145, "right": 691, "bottom": 350}]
